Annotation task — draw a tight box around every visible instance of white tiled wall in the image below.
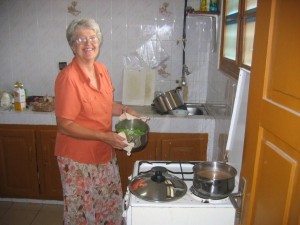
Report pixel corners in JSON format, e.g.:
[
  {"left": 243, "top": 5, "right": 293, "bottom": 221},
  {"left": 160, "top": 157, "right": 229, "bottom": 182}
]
[{"left": 0, "top": 0, "right": 234, "bottom": 105}]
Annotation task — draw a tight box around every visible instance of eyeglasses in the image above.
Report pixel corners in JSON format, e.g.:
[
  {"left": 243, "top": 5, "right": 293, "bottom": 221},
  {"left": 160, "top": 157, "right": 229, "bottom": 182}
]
[{"left": 75, "top": 36, "right": 98, "bottom": 44}]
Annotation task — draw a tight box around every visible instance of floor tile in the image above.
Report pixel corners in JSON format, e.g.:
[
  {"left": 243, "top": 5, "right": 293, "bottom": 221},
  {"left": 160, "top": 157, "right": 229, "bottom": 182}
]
[
  {"left": 10, "top": 202, "right": 42, "bottom": 210},
  {"left": 0, "top": 201, "right": 13, "bottom": 209},
  {"left": 0, "top": 208, "right": 38, "bottom": 225},
  {"left": 41, "top": 204, "right": 63, "bottom": 212},
  {"left": 31, "top": 210, "right": 63, "bottom": 225},
  {"left": 0, "top": 201, "right": 13, "bottom": 218},
  {"left": 0, "top": 202, "right": 63, "bottom": 225},
  {"left": 31, "top": 204, "right": 63, "bottom": 225}
]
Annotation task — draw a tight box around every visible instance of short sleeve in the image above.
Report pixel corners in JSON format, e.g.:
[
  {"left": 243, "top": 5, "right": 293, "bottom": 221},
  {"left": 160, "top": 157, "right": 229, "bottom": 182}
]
[{"left": 55, "top": 70, "right": 81, "bottom": 120}]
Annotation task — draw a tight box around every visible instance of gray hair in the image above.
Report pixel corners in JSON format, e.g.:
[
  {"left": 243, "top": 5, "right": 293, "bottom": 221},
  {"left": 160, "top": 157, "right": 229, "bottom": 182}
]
[{"left": 66, "top": 18, "right": 102, "bottom": 46}]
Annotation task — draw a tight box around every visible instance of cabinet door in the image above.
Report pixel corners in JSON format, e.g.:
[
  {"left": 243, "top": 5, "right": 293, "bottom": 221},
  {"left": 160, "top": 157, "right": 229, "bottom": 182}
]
[
  {"left": 37, "top": 129, "right": 63, "bottom": 200},
  {"left": 0, "top": 128, "right": 39, "bottom": 198},
  {"left": 116, "top": 133, "right": 157, "bottom": 194},
  {"left": 157, "top": 133, "right": 208, "bottom": 161}
]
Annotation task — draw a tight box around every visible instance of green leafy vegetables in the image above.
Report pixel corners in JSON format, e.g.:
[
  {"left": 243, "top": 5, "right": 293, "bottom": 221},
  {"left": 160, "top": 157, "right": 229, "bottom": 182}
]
[{"left": 117, "top": 128, "right": 145, "bottom": 137}]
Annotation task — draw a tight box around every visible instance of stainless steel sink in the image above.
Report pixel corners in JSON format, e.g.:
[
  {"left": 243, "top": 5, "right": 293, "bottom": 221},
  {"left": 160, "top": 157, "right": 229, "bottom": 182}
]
[
  {"left": 205, "top": 104, "right": 230, "bottom": 116},
  {"left": 152, "top": 103, "right": 209, "bottom": 116},
  {"left": 185, "top": 103, "right": 208, "bottom": 116}
]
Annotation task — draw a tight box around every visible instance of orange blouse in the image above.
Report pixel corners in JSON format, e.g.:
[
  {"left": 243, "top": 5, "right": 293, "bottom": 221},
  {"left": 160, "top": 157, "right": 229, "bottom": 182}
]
[{"left": 54, "top": 58, "right": 115, "bottom": 164}]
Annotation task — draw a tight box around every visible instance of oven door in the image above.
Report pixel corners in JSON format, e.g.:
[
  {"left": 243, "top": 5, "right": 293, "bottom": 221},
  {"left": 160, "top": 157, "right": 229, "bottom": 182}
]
[
  {"left": 127, "top": 205, "right": 235, "bottom": 225},
  {"left": 123, "top": 193, "right": 235, "bottom": 225},
  {"left": 122, "top": 189, "right": 132, "bottom": 225}
]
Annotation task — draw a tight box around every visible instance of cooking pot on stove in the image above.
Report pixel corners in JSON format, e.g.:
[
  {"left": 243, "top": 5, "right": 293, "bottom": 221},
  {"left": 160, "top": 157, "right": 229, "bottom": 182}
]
[
  {"left": 129, "top": 166, "right": 187, "bottom": 202},
  {"left": 192, "top": 161, "right": 237, "bottom": 200}
]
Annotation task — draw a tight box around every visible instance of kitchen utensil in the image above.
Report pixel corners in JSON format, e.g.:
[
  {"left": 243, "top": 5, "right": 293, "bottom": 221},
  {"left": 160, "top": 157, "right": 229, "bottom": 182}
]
[
  {"left": 152, "top": 87, "right": 185, "bottom": 113},
  {"left": 153, "top": 93, "right": 169, "bottom": 113},
  {"left": 115, "top": 119, "right": 149, "bottom": 152},
  {"left": 129, "top": 166, "right": 187, "bottom": 202},
  {"left": 163, "top": 88, "right": 184, "bottom": 110},
  {"left": 169, "top": 108, "right": 188, "bottom": 117},
  {"left": 192, "top": 161, "right": 237, "bottom": 199}
]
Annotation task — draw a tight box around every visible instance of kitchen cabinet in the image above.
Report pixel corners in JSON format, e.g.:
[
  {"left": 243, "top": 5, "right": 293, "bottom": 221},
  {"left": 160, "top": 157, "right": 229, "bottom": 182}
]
[
  {"left": 0, "top": 125, "right": 62, "bottom": 200},
  {"left": 116, "top": 132, "right": 208, "bottom": 193},
  {"left": 36, "top": 128, "right": 63, "bottom": 200},
  {"left": 0, "top": 124, "right": 208, "bottom": 198},
  {"left": 156, "top": 133, "right": 208, "bottom": 161},
  {"left": 0, "top": 127, "right": 39, "bottom": 198}
]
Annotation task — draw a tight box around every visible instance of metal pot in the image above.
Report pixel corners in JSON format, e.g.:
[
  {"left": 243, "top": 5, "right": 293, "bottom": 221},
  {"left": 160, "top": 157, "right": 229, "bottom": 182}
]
[
  {"left": 192, "top": 161, "right": 237, "bottom": 199},
  {"left": 163, "top": 88, "right": 184, "bottom": 110},
  {"left": 153, "top": 93, "right": 169, "bottom": 113},
  {"left": 115, "top": 119, "right": 149, "bottom": 152},
  {"left": 129, "top": 166, "right": 187, "bottom": 202},
  {"left": 153, "top": 88, "right": 184, "bottom": 113}
]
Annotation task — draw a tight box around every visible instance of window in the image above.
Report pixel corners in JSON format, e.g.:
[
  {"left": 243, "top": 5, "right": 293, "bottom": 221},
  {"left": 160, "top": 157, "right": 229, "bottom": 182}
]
[{"left": 220, "top": 0, "right": 257, "bottom": 79}]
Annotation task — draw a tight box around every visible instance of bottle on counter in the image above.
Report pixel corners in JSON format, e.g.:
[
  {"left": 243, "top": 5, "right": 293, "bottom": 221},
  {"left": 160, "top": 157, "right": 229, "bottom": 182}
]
[
  {"left": 13, "top": 81, "right": 26, "bottom": 111},
  {"left": 209, "top": 0, "right": 218, "bottom": 12},
  {"left": 1, "top": 92, "right": 12, "bottom": 110},
  {"left": 200, "top": 0, "right": 207, "bottom": 11}
]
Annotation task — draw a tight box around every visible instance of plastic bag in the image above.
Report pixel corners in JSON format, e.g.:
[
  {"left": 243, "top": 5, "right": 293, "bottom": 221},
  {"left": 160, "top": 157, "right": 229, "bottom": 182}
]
[
  {"left": 122, "top": 52, "right": 146, "bottom": 69},
  {"left": 136, "top": 35, "right": 169, "bottom": 68},
  {"left": 123, "top": 35, "right": 169, "bottom": 69}
]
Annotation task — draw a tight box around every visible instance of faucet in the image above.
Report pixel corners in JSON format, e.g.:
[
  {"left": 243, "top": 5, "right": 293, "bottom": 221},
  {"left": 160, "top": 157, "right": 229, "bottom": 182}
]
[{"left": 180, "top": 64, "right": 191, "bottom": 87}]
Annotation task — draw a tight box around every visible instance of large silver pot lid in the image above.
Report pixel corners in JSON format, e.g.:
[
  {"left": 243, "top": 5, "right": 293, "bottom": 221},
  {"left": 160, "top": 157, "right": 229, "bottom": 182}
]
[{"left": 129, "top": 166, "right": 187, "bottom": 202}]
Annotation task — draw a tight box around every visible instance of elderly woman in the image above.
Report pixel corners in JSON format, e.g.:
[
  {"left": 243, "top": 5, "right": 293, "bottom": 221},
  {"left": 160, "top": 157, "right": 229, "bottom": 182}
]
[{"left": 55, "top": 18, "right": 138, "bottom": 225}]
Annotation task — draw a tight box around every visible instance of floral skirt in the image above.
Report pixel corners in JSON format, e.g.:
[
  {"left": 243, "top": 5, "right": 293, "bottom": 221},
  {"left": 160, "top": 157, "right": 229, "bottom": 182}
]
[{"left": 57, "top": 156, "right": 123, "bottom": 225}]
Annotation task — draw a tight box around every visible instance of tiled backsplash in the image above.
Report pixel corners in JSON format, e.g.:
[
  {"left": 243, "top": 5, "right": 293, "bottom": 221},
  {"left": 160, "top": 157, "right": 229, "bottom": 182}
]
[{"left": 0, "top": 0, "right": 235, "bottom": 106}]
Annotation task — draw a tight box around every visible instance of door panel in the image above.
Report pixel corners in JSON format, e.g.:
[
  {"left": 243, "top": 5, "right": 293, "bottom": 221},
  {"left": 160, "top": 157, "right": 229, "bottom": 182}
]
[
  {"left": 0, "top": 128, "right": 39, "bottom": 198},
  {"left": 38, "top": 129, "right": 63, "bottom": 200},
  {"left": 157, "top": 133, "right": 207, "bottom": 161},
  {"left": 269, "top": 1, "right": 300, "bottom": 108},
  {"left": 160, "top": 138, "right": 206, "bottom": 161},
  {"left": 241, "top": 0, "right": 300, "bottom": 224},
  {"left": 253, "top": 131, "right": 299, "bottom": 225}
]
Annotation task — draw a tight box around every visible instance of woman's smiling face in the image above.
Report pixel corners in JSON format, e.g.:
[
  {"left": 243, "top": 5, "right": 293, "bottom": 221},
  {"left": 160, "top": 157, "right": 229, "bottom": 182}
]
[{"left": 72, "top": 28, "right": 100, "bottom": 63}]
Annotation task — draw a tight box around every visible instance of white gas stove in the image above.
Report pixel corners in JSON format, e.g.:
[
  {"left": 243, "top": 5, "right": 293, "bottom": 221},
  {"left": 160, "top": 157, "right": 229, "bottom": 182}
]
[{"left": 123, "top": 161, "right": 237, "bottom": 225}]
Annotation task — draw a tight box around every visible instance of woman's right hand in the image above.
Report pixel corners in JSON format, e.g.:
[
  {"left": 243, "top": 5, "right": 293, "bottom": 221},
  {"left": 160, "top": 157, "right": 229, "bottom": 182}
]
[{"left": 102, "top": 132, "right": 128, "bottom": 150}]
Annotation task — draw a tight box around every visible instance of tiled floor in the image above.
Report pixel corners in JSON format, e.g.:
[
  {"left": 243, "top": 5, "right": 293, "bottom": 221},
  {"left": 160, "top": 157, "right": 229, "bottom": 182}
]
[{"left": 0, "top": 201, "right": 63, "bottom": 225}]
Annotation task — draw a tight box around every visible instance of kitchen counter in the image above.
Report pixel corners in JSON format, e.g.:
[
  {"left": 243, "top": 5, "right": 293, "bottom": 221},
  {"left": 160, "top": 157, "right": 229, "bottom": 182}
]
[{"left": 0, "top": 105, "right": 216, "bottom": 159}]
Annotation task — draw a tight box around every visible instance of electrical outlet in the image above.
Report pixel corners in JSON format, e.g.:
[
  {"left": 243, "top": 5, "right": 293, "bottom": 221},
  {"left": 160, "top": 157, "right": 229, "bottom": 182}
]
[{"left": 59, "top": 62, "right": 67, "bottom": 70}]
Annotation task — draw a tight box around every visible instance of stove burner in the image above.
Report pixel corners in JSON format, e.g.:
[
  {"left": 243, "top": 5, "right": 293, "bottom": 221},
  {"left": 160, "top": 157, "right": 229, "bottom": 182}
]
[
  {"left": 190, "top": 186, "right": 211, "bottom": 199},
  {"left": 190, "top": 186, "right": 229, "bottom": 201},
  {"left": 137, "top": 160, "right": 199, "bottom": 181}
]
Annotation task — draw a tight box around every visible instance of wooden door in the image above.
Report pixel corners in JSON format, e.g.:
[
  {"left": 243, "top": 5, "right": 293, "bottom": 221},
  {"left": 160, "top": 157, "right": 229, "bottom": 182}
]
[
  {"left": 0, "top": 127, "right": 39, "bottom": 198},
  {"left": 37, "top": 128, "right": 63, "bottom": 200},
  {"left": 157, "top": 133, "right": 207, "bottom": 161},
  {"left": 240, "top": 1, "right": 300, "bottom": 225}
]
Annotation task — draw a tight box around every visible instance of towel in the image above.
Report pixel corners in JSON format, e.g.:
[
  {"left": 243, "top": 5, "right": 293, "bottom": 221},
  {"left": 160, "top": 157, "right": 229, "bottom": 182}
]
[
  {"left": 119, "top": 112, "right": 149, "bottom": 122},
  {"left": 118, "top": 131, "right": 135, "bottom": 156}
]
